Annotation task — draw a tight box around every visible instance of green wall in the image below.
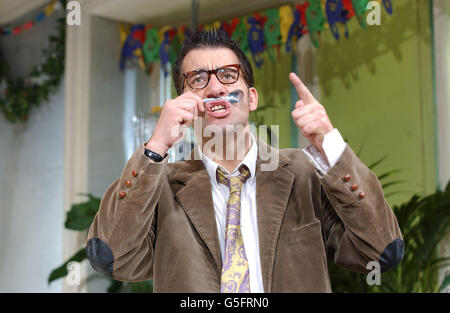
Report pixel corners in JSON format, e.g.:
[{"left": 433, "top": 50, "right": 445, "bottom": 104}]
[
  {"left": 250, "top": 50, "right": 293, "bottom": 150},
  {"left": 315, "top": 0, "right": 437, "bottom": 206}
]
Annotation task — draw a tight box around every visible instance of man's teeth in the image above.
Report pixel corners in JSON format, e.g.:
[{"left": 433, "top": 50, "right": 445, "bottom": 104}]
[{"left": 211, "top": 105, "right": 226, "bottom": 112}]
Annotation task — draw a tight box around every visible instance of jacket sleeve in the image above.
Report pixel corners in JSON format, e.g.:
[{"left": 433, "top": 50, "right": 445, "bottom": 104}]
[
  {"left": 85, "top": 143, "right": 168, "bottom": 282},
  {"left": 318, "top": 145, "right": 404, "bottom": 273}
]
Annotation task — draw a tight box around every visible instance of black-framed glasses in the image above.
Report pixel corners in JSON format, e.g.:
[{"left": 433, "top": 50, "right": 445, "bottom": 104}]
[{"left": 183, "top": 64, "right": 242, "bottom": 90}]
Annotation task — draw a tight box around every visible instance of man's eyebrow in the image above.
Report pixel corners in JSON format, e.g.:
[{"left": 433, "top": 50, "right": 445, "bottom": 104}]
[
  {"left": 187, "top": 67, "right": 207, "bottom": 72},
  {"left": 188, "top": 65, "right": 227, "bottom": 72}
]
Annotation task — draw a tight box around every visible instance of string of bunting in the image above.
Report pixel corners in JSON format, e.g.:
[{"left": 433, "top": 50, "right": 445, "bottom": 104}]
[
  {"left": 119, "top": 0, "right": 393, "bottom": 75},
  {"left": 0, "top": 0, "right": 63, "bottom": 36}
]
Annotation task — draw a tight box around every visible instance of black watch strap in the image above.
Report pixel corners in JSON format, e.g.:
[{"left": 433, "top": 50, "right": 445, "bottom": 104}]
[{"left": 144, "top": 148, "right": 166, "bottom": 162}]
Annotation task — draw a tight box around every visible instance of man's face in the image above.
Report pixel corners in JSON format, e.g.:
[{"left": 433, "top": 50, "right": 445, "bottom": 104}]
[{"left": 181, "top": 47, "right": 258, "bottom": 132}]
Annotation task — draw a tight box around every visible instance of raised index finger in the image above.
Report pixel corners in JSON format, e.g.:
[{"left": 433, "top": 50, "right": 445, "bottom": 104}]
[{"left": 289, "top": 72, "right": 315, "bottom": 103}]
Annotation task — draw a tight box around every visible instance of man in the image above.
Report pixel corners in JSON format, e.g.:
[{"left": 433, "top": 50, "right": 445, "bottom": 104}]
[{"left": 86, "top": 30, "right": 404, "bottom": 292}]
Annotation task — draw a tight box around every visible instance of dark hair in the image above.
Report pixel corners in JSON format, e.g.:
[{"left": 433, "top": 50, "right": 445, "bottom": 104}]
[{"left": 172, "top": 29, "right": 254, "bottom": 95}]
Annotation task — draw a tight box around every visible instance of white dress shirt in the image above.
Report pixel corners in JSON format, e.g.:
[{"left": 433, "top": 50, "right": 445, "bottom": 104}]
[{"left": 199, "top": 129, "right": 346, "bottom": 293}]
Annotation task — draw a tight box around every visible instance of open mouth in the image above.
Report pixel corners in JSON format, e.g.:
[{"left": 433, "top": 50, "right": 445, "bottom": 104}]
[
  {"left": 205, "top": 100, "right": 230, "bottom": 115},
  {"left": 210, "top": 104, "right": 227, "bottom": 113}
]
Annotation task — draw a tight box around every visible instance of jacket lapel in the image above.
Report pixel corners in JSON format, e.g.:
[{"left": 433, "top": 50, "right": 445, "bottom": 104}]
[
  {"left": 173, "top": 152, "right": 222, "bottom": 273},
  {"left": 256, "top": 139, "right": 294, "bottom": 292}
]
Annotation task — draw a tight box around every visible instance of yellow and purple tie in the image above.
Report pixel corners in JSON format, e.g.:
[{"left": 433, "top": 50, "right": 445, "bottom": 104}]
[{"left": 217, "top": 165, "right": 251, "bottom": 293}]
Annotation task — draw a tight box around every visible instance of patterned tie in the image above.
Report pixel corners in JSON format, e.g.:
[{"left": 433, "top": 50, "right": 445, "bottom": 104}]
[{"left": 217, "top": 165, "right": 251, "bottom": 293}]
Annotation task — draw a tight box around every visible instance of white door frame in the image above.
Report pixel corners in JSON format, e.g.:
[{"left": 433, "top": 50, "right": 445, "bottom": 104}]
[{"left": 63, "top": 0, "right": 105, "bottom": 293}]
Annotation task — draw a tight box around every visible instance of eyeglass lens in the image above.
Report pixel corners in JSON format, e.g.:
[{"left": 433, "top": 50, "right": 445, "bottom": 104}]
[{"left": 186, "top": 66, "right": 239, "bottom": 89}]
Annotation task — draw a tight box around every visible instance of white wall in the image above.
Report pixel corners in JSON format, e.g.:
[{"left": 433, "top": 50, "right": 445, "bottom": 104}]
[{"left": 0, "top": 8, "right": 65, "bottom": 292}]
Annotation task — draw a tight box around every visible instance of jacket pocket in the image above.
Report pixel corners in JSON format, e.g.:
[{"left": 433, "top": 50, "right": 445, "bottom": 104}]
[
  {"left": 272, "top": 218, "right": 331, "bottom": 292},
  {"left": 279, "top": 219, "right": 322, "bottom": 246}
]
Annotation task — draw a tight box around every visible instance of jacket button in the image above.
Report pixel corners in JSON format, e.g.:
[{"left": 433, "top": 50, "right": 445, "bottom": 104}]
[
  {"left": 125, "top": 180, "right": 132, "bottom": 188},
  {"left": 343, "top": 174, "right": 351, "bottom": 182},
  {"left": 132, "top": 170, "right": 138, "bottom": 177},
  {"left": 119, "top": 191, "right": 127, "bottom": 198},
  {"left": 351, "top": 184, "right": 358, "bottom": 191},
  {"left": 359, "top": 191, "right": 365, "bottom": 199}
]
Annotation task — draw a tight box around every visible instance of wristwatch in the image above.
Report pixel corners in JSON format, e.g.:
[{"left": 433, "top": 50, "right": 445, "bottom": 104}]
[{"left": 144, "top": 148, "right": 166, "bottom": 162}]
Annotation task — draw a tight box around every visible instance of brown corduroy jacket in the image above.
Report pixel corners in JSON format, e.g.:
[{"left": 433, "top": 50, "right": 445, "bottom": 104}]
[{"left": 86, "top": 139, "right": 404, "bottom": 292}]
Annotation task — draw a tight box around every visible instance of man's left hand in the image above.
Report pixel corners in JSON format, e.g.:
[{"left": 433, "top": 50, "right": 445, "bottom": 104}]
[{"left": 289, "top": 72, "right": 334, "bottom": 154}]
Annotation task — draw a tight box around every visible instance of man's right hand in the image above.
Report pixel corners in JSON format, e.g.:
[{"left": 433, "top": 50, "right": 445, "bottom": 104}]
[{"left": 145, "top": 92, "right": 204, "bottom": 156}]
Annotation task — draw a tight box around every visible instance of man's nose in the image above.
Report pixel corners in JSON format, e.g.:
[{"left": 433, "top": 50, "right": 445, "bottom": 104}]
[{"left": 205, "top": 74, "right": 226, "bottom": 98}]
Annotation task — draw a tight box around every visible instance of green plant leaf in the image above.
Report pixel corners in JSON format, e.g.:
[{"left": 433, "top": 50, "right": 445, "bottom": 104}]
[
  {"left": 438, "top": 274, "right": 450, "bottom": 292},
  {"left": 107, "top": 279, "right": 124, "bottom": 293},
  {"left": 130, "top": 280, "right": 153, "bottom": 293},
  {"left": 377, "top": 169, "right": 402, "bottom": 181},
  {"left": 64, "top": 193, "right": 101, "bottom": 231},
  {"left": 384, "top": 190, "right": 412, "bottom": 198},
  {"left": 381, "top": 180, "right": 404, "bottom": 190},
  {"left": 367, "top": 155, "right": 388, "bottom": 170},
  {"left": 48, "top": 247, "right": 87, "bottom": 284}
]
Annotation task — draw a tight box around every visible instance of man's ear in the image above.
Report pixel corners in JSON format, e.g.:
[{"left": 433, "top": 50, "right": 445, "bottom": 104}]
[{"left": 248, "top": 87, "right": 258, "bottom": 112}]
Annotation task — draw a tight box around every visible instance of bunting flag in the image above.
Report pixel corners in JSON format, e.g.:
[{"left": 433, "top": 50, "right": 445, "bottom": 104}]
[
  {"left": 306, "top": 0, "right": 326, "bottom": 48},
  {"left": 264, "top": 8, "right": 281, "bottom": 62},
  {"left": 0, "top": 0, "right": 63, "bottom": 36},
  {"left": 247, "top": 14, "right": 266, "bottom": 68},
  {"left": 119, "top": 0, "right": 393, "bottom": 71},
  {"left": 326, "top": 0, "right": 350, "bottom": 40},
  {"left": 351, "top": 0, "right": 370, "bottom": 29}
]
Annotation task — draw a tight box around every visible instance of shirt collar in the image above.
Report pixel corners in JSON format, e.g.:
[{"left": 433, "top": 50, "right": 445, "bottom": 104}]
[{"left": 199, "top": 133, "right": 258, "bottom": 188}]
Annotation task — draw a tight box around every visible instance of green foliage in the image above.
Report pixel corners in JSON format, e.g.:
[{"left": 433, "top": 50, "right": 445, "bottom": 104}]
[
  {"left": 329, "top": 171, "right": 450, "bottom": 292},
  {"left": 64, "top": 193, "right": 100, "bottom": 231},
  {"left": 129, "top": 280, "right": 154, "bottom": 293},
  {"left": 438, "top": 274, "right": 450, "bottom": 293},
  {"left": 0, "top": 17, "right": 65, "bottom": 123},
  {"left": 106, "top": 280, "right": 124, "bottom": 293},
  {"left": 48, "top": 247, "right": 86, "bottom": 284},
  {"left": 48, "top": 193, "right": 153, "bottom": 293},
  {"left": 385, "top": 181, "right": 450, "bottom": 292}
]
